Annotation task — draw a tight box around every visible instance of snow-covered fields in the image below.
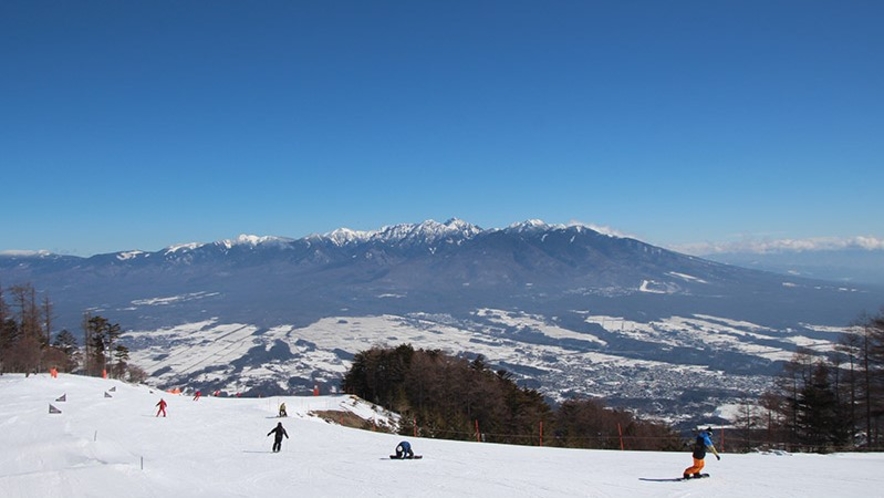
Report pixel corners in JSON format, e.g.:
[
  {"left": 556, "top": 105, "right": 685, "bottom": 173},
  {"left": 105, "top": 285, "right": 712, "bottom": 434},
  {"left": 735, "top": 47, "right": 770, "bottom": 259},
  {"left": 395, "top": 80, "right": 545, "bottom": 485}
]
[{"left": 2, "top": 373, "right": 881, "bottom": 497}]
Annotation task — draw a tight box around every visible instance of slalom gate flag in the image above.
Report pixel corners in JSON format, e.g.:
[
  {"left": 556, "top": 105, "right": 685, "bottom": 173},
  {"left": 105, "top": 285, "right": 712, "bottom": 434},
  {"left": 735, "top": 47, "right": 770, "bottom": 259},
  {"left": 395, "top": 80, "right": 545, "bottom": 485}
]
[
  {"left": 56, "top": 394, "right": 66, "bottom": 402},
  {"left": 104, "top": 392, "right": 113, "bottom": 398},
  {"left": 49, "top": 404, "right": 62, "bottom": 414}
]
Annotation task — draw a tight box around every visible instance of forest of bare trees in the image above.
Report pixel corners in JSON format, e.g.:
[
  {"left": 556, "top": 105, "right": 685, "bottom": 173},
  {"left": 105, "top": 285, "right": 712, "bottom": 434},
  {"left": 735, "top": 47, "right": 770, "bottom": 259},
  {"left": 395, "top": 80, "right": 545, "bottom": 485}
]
[
  {"left": 0, "top": 283, "right": 145, "bottom": 382},
  {"left": 725, "top": 309, "right": 884, "bottom": 453}
]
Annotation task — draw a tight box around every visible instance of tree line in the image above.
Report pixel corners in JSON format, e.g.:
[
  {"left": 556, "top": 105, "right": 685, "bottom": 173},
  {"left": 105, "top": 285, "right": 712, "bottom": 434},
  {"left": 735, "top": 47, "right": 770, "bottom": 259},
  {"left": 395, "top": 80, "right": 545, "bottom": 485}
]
[
  {"left": 727, "top": 309, "right": 884, "bottom": 453},
  {"left": 0, "top": 283, "right": 145, "bottom": 381},
  {"left": 342, "top": 344, "right": 681, "bottom": 450}
]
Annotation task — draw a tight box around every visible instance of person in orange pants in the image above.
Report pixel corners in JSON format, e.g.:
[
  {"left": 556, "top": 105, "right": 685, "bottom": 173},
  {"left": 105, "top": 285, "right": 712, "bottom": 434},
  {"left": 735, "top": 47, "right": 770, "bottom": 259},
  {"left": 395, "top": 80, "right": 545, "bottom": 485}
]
[{"left": 683, "top": 427, "right": 720, "bottom": 479}]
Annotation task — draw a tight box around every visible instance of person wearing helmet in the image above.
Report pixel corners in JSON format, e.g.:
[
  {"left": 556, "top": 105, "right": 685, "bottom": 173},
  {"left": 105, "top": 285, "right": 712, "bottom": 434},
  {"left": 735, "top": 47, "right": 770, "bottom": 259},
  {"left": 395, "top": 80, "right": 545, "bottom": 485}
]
[{"left": 683, "top": 427, "right": 720, "bottom": 479}]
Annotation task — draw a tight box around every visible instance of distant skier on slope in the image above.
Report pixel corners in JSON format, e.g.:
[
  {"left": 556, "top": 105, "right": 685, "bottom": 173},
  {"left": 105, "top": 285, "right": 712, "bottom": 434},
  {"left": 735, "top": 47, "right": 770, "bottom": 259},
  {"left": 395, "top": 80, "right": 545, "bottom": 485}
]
[
  {"left": 393, "top": 441, "right": 414, "bottom": 459},
  {"left": 267, "top": 422, "right": 289, "bottom": 453},
  {"left": 683, "top": 427, "right": 720, "bottom": 479},
  {"left": 278, "top": 402, "right": 287, "bottom": 417},
  {"left": 155, "top": 398, "right": 168, "bottom": 417}
]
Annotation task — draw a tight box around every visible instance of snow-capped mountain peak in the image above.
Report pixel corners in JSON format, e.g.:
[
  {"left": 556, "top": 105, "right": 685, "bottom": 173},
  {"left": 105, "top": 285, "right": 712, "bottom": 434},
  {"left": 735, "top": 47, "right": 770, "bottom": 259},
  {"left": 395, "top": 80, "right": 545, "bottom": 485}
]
[
  {"left": 505, "top": 219, "right": 560, "bottom": 234},
  {"left": 375, "top": 218, "right": 482, "bottom": 244},
  {"left": 116, "top": 250, "right": 147, "bottom": 261},
  {"left": 165, "top": 242, "right": 204, "bottom": 254},
  {"left": 317, "top": 219, "right": 483, "bottom": 247},
  {"left": 377, "top": 218, "right": 482, "bottom": 245},
  {"left": 321, "top": 227, "right": 374, "bottom": 247},
  {"left": 218, "top": 234, "right": 293, "bottom": 249}
]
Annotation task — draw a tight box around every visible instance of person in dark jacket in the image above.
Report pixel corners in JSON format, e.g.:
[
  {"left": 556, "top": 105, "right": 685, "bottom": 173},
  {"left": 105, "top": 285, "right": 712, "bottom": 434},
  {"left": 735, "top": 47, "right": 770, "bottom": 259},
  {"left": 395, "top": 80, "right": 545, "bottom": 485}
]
[
  {"left": 267, "top": 422, "right": 289, "bottom": 453},
  {"left": 394, "top": 441, "right": 414, "bottom": 459},
  {"left": 683, "top": 427, "right": 720, "bottom": 479}
]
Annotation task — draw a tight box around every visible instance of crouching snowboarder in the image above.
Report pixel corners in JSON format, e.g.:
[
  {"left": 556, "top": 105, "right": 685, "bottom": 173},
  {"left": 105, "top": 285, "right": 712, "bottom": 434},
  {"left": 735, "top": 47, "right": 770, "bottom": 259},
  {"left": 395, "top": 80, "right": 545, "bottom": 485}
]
[
  {"left": 683, "top": 427, "right": 720, "bottom": 479},
  {"left": 267, "top": 422, "right": 289, "bottom": 453},
  {"left": 393, "top": 441, "right": 414, "bottom": 459}
]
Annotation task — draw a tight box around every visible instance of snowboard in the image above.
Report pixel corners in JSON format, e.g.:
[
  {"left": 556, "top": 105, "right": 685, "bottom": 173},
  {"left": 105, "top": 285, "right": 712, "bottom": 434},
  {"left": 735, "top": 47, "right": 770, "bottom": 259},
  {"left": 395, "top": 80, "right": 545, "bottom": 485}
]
[
  {"left": 639, "top": 473, "right": 709, "bottom": 483},
  {"left": 679, "top": 473, "right": 710, "bottom": 481},
  {"left": 389, "top": 455, "right": 423, "bottom": 460}
]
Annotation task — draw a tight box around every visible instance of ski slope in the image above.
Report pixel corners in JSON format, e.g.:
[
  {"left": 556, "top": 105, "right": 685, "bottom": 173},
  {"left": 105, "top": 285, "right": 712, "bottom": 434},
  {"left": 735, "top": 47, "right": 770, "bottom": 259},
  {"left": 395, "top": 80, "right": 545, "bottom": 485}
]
[{"left": 2, "top": 373, "right": 881, "bottom": 498}]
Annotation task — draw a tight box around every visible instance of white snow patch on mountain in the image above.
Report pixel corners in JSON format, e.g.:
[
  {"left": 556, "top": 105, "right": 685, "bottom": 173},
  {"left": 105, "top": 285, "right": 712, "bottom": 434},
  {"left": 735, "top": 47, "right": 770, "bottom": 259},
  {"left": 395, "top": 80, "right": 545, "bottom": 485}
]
[
  {"left": 219, "top": 234, "right": 293, "bottom": 248},
  {"left": 165, "top": 242, "right": 203, "bottom": 253},
  {"left": 116, "top": 250, "right": 146, "bottom": 260},
  {"left": 475, "top": 308, "right": 607, "bottom": 346},
  {"left": 668, "top": 271, "right": 708, "bottom": 284},
  {"left": 321, "top": 227, "right": 373, "bottom": 246},
  {"left": 318, "top": 219, "right": 483, "bottom": 247},
  {"left": 584, "top": 314, "right": 844, "bottom": 363},
  {"left": 639, "top": 280, "right": 670, "bottom": 294},
  {"left": 130, "top": 292, "right": 220, "bottom": 307}
]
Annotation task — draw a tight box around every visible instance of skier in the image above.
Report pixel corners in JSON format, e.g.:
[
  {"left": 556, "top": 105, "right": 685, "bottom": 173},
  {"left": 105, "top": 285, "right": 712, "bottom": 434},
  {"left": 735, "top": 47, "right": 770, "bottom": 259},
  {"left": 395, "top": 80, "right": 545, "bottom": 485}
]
[
  {"left": 267, "top": 422, "right": 289, "bottom": 453},
  {"left": 155, "top": 398, "right": 168, "bottom": 417},
  {"left": 683, "top": 427, "right": 720, "bottom": 479},
  {"left": 394, "top": 441, "right": 414, "bottom": 459},
  {"left": 278, "top": 402, "right": 287, "bottom": 417},
  {"left": 193, "top": 390, "right": 201, "bottom": 401}
]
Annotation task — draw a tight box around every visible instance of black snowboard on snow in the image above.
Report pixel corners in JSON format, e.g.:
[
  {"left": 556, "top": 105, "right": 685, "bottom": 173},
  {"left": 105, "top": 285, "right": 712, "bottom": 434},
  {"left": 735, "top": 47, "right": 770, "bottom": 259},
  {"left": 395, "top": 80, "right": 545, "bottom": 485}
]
[
  {"left": 389, "top": 455, "right": 423, "bottom": 460},
  {"left": 639, "top": 473, "right": 709, "bottom": 482},
  {"left": 679, "top": 473, "right": 709, "bottom": 481}
]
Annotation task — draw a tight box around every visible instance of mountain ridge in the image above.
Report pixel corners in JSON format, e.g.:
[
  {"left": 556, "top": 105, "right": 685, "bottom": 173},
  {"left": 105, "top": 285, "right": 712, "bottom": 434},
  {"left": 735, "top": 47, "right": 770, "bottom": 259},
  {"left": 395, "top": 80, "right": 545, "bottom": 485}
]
[
  {"left": 2, "top": 218, "right": 879, "bottom": 329},
  {"left": 0, "top": 218, "right": 612, "bottom": 260},
  {"left": 2, "top": 218, "right": 882, "bottom": 423}
]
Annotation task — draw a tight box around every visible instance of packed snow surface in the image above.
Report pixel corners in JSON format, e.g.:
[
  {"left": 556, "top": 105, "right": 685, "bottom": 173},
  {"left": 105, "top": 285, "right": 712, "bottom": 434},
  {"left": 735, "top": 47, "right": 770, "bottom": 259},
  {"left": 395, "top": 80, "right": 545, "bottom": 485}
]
[{"left": 2, "top": 373, "right": 882, "bottom": 498}]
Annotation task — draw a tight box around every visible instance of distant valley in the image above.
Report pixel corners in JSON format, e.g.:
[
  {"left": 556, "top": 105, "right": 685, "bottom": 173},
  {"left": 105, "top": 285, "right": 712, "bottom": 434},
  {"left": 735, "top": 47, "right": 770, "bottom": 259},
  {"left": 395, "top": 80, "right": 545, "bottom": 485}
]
[{"left": 3, "top": 219, "right": 881, "bottom": 426}]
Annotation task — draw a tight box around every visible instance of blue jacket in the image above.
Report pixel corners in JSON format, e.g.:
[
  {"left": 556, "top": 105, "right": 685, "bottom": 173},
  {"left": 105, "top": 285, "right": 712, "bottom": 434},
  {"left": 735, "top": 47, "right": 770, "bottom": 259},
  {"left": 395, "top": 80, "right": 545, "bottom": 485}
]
[
  {"left": 692, "top": 432, "right": 715, "bottom": 459},
  {"left": 699, "top": 432, "right": 713, "bottom": 447}
]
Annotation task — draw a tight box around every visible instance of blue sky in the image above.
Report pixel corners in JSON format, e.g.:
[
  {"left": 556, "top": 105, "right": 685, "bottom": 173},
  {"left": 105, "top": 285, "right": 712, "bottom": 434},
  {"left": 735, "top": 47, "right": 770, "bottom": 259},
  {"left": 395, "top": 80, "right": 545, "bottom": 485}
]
[{"left": 2, "top": 1, "right": 882, "bottom": 256}]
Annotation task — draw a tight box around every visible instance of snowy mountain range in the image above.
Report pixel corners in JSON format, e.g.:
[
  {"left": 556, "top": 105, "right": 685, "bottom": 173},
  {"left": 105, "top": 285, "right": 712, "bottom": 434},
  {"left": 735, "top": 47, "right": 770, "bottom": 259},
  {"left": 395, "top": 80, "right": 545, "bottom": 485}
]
[{"left": 2, "top": 219, "right": 882, "bottom": 424}]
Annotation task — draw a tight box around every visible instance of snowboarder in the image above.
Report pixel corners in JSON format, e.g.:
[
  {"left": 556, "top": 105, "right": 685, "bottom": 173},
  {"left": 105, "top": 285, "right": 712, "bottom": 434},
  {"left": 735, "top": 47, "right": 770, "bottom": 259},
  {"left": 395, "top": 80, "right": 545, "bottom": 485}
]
[
  {"left": 155, "top": 398, "right": 168, "bottom": 417},
  {"left": 278, "top": 402, "right": 287, "bottom": 417},
  {"left": 267, "top": 422, "right": 289, "bottom": 453},
  {"left": 394, "top": 441, "right": 414, "bottom": 459},
  {"left": 683, "top": 427, "right": 720, "bottom": 479}
]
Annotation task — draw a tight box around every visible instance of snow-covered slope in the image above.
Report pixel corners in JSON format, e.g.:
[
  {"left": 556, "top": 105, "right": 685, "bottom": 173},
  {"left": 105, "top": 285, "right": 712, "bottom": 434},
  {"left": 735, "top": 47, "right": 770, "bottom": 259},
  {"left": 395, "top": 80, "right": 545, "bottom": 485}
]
[{"left": 2, "top": 373, "right": 881, "bottom": 498}]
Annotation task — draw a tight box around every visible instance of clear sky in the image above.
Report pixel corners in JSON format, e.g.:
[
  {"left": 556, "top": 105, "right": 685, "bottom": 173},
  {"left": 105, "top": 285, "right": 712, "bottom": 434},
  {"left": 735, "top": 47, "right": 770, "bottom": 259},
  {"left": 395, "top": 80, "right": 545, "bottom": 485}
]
[{"left": 2, "top": 1, "right": 882, "bottom": 256}]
